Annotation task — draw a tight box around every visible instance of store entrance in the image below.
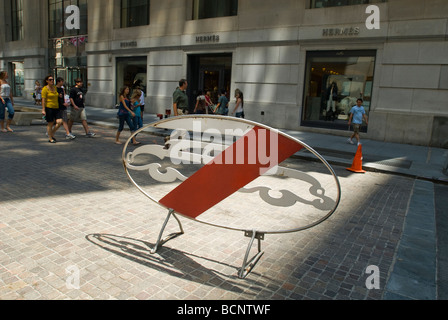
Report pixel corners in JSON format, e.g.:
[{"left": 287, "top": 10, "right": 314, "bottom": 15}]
[
  {"left": 187, "top": 53, "right": 232, "bottom": 112},
  {"left": 116, "top": 57, "right": 147, "bottom": 103},
  {"left": 9, "top": 62, "right": 24, "bottom": 97}
]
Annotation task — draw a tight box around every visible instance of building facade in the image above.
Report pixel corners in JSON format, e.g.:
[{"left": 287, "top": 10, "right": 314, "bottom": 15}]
[{"left": 1, "top": 0, "right": 447, "bottom": 147}]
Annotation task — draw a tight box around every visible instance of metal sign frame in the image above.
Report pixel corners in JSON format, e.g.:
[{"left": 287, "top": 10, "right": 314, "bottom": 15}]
[{"left": 122, "top": 115, "right": 341, "bottom": 278}]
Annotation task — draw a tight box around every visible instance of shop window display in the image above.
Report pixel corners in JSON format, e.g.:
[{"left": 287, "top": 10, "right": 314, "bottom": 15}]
[{"left": 302, "top": 50, "right": 376, "bottom": 131}]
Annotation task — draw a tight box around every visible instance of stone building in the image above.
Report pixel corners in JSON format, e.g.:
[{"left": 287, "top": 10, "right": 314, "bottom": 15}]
[{"left": 1, "top": 0, "right": 447, "bottom": 147}]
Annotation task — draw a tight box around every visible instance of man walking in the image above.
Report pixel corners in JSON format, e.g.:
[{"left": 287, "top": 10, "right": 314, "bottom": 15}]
[
  {"left": 55, "top": 77, "right": 76, "bottom": 140},
  {"left": 213, "top": 89, "right": 229, "bottom": 115},
  {"left": 68, "top": 78, "right": 95, "bottom": 137},
  {"left": 164, "top": 79, "right": 189, "bottom": 150},
  {"left": 173, "top": 79, "right": 189, "bottom": 116},
  {"left": 347, "top": 98, "right": 368, "bottom": 146}
]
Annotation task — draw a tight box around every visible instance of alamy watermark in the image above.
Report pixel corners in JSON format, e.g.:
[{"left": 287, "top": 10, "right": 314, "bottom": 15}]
[
  {"left": 65, "top": 5, "right": 382, "bottom": 31},
  {"left": 365, "top": 265, "right": 380, "bottom": 290},
  {"left": 166, "top": 121, "right": 280, "bottom": 175},
  {"left": 65, "top": 5, "right": 80, "bottom": 30},
  {"left": 66, "top": 265, "right": 81, "bottom": 290},
  {"left": 365, "top": 5, "right": 381, "bottom": 30}
]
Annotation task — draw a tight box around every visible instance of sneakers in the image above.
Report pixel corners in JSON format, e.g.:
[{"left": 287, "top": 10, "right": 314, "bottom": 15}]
[
  {"left": 86, "top": 132, "right": 96, "bottom": 137},
  {"left": 347, "top": 138, "right": 362, "bottom": 146},
  {"left": 66, "top": 133, "right": 76, "bottom": 140}
]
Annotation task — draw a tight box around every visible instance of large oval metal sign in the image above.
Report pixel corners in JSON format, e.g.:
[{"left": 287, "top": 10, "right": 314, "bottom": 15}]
[{"left": 122, "top": 115, "right": 341, "bottom": 234}]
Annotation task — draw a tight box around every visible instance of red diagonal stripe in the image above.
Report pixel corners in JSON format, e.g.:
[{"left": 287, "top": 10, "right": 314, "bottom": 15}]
[{"left": 159, "top": 126, "right": 303, "bottom": 219}]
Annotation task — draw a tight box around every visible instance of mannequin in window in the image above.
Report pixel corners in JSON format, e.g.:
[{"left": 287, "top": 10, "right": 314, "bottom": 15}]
[{"left": 325, "top": 82, "right": 338, "bottom": 121}]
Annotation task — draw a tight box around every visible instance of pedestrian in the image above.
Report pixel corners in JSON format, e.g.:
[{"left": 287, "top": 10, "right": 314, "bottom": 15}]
[
  {"left": 131, "top": 89, "right": 143, "bottom": 133},
  {"left": 211, "top": 87, "right": 219, "bottom": 105},
  {"left": 173, "top": 79, "right": 189, "bottom": 116},
  {"left": 68, "top": 78, "right": 95, "bottom": 137},
  {"left": 139, "top": 86, "right": 145, "bottom": 121},
  {"left": 194, "top": 90, "right": 207, "bottom": 114},
  {"left": 56, "top": 78, "right": 76, "bottom": 140},
  {"left": 213, "top": 89, "right": 229, "bottom": 115},
  {"left": 115, "top": 86, "right": 140, "bottom": 145},
  {"left": 231, "top": 89, "right": 244, "bottom": 118},
  {"left": 0, "top": 71, "right": 15, "bottom": 133},
  {"left": 34, "top": 80, "right": 42, "bottom": 105},
  {"left": 347, "top": 98, "right": 369, "bottom": 146},
  {"left": 133, "top": 79, "right": 146, "bottom": 121},
  {"left": 164, "top": 79, "right": 189, "bottom": 149},
  {"left": 205, "top": 90, "right": 214, "bottom": 113},
  {"left": 41, "top": 75, "right": 60, "bottom": 143}
]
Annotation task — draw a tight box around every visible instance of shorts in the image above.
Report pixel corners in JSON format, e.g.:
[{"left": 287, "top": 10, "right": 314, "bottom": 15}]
[
  {"left": 177, "top": 109, "right": 189, "bottom": 116},
  {"left": 353, "top": 124, "right": 362, "bottom": 133},
  {"left": 58, "top": 109, "right": 68, "bottom": 122},
  {"left": 45, "top": 108, "right": 61, "bottom": 123},
  {"left": 70, "top": 107, "right": 87, "bottom": 122}
]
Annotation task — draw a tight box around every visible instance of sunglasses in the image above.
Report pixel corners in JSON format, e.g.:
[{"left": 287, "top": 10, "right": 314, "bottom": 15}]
[{"left": 48, "top": 78, "right": 54, "bottom": 81}]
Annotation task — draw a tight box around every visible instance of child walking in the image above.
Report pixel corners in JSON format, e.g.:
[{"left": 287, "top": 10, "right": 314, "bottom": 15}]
[{"left": 131, "top": 89, "right": 143, "bottom": 133}]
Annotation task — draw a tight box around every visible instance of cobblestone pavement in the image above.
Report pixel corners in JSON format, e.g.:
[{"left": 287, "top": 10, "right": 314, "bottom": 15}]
[{"left": 0, "top": 124, "right": 414, "bottom": 300}]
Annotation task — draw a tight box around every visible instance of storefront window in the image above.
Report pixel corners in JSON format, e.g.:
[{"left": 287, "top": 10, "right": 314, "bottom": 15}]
[
  {"left": 302, "top": 50, "right": 376, "bottom": 131},
  {"left": 192, "top": 0, "right": 238, "bottom": 20},
  {"left": 48, "top": 0, "right": 88, "bottom": 90},
  {"left": 48, "top": 37, "right": 87, "bottom": 91},
  {"left": 121, "top": 0, "right": 150, "bottom": 28},
  {"left": 49, "top": 37, "right": 87, "bottom": 68},
  {"left": 310, "top": 0, "right": 385, "bottom": 8}
]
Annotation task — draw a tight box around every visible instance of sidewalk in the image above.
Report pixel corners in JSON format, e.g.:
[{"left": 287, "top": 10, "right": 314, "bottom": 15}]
[{"left": 7, "top": 97, "right": 448, "bottom": 300}]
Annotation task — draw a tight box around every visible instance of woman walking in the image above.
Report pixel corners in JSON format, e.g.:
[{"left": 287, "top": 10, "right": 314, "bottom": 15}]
[
  {"left": 0, "top": 71, "right": 15, "bottom": 133},
  {"left": 41, "top": 75, "right": 61, "bottom": 143},
  {"left": 115, "top": 86, "right": 140, "bottom": 145},
  {"left": 231, "top": 89, "right": 244, "bottom": 118}
]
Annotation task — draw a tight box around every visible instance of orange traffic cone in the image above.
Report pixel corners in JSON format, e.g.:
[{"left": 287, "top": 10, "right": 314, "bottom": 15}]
[{"left": 347, "top": 144, "right": 366, "bottom": 173}]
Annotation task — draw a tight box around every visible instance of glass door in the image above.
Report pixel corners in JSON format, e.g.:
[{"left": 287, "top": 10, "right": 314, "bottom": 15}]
[{"left": 10, "top": 62, "right": 25, "bottom": 97}]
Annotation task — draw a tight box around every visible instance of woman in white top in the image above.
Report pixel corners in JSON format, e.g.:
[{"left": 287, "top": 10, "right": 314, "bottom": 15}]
[
  {"left": 231, "top": 89, "right": 244, "bottom": 118},
  {"left": 194, "top": 90, "right": 208, "bottom": 114},
  {"left": 0, "top": 71, "right": 15, "bottom": 133}
]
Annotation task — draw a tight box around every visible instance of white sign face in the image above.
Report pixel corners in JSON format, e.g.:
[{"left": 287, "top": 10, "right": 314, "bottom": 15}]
[{"left": 123, "top": 116, "right": 341, "bottom": 234}]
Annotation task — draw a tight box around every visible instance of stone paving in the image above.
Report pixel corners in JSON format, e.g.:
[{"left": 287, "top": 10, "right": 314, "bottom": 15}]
[{"left": 0, "top": 123, "right": 415, "bottom": 300}]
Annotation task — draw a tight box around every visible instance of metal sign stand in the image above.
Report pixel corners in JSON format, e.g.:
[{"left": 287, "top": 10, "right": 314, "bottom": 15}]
[
  {"left": 150, "top": 211, "right": 264, "bottom": 279},
  {"left": 150, "top": 209, "right": 184, "bottom": 254},
  {"left": 239, "top": 230, "right": 265, "bottom": 279}
]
